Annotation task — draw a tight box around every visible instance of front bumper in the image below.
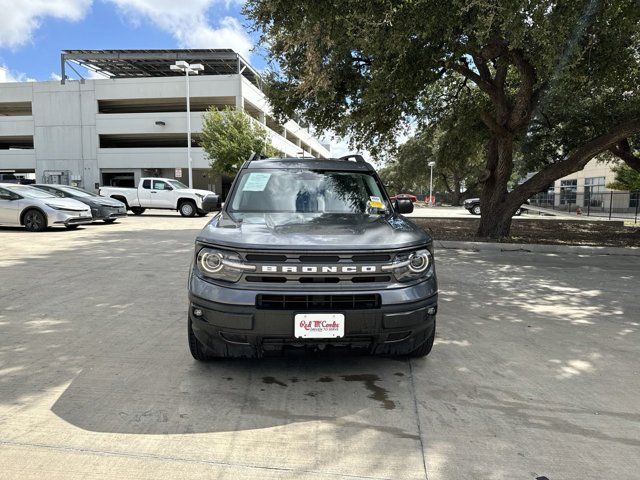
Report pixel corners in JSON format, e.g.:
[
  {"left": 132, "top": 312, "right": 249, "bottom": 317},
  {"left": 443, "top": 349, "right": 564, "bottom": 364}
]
[
  {"left": 49, "top": 210, "right": 93, "bottom": 226},
  {"left": 189, "top": 274, "right": 437, "bottom": 355}
]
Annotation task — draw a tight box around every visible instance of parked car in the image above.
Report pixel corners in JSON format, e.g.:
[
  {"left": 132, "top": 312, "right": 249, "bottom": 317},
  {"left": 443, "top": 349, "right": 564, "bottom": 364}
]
[
  {"left": 32, "top": 184, "right": 127, "bottom": 223},
  {"left": 390, "top": 193, "right": 418, "bottom": 202},
  {"left": 0, "top": 173, "right": 35, "bottom": 185},
  {"left": 187, "top": 155, "right": 437, "bottom": 360},
  {"left": 99, "top": 178, "right": 217, "bottom": 217},
  {"left": 463, "top": 198, "right": 527, "bottom": 216},
  {"left": 0, "top": 183, "right": 93, "bottom": 231}
]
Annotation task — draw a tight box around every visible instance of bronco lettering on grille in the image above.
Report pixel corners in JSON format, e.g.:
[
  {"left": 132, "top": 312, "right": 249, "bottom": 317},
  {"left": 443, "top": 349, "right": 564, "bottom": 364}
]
[{"left": 260, "top": 265, "right": 378, "bottom": 274}]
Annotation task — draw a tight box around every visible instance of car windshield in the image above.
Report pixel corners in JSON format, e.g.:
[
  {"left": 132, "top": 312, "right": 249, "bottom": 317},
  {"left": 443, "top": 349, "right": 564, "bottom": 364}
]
[
  {"left": 6, "top": 185, "right": 56, "bottom": 198},
  {"left": 57, "top": 186, "right": 97, "bottom": 197},
  {"left": 168, "top": 180, "right": 189, "bottom": 189},
  {"left": 228, "top": 169, "right": 389, "bottom": 220}
]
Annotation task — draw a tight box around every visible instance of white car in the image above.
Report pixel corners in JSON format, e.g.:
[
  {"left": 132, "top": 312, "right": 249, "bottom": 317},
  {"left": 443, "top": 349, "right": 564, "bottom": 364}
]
[
  {"left": 99, "top": 178, "right": 218, "bottom": 217},
  {"left": 0, "top": 183, "right": 93, "bottom": 232}
]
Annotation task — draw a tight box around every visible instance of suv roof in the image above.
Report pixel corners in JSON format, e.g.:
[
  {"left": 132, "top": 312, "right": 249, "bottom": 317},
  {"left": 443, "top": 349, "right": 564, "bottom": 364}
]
[{"left": 244, "top": 154, "right": 375, "bottom": 172}]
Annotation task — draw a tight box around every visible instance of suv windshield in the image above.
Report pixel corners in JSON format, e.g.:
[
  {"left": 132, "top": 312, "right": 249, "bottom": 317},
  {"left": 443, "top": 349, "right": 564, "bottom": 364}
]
[{"left": 228, "top": 169, "right": 389, "bottom": 219}]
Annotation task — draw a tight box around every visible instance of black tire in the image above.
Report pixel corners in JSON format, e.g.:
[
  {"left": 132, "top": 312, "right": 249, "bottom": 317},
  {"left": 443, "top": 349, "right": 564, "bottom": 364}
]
[
  {"left": 179, "top": 200, "right": 197, "bottom": 217},
  {"left": 471, "top": 204, "right": 481, "bottom": 215},
  {"left": 65, "top": 225, "right": 80, "bottom": 230},
  {"left": 103, "top": 219, "right": 117, "bottom": 224},
  {"left": 131, "top": 207, "right": 145, "bottom": 215},
  {"left": 408, "top": 323, "right": 436, "bottom": 358},
  {"left": 23, "top": 209, "right": 47, "bottom": 232},
  {"left": 188, "top": 318, "right": 213, "bottom": 361}
]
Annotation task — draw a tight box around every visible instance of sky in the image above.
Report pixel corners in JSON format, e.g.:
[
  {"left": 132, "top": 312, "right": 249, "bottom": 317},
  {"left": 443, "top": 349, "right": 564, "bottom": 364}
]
[{"left": 0, "top": 0, "right": 359, "bottom": 156}]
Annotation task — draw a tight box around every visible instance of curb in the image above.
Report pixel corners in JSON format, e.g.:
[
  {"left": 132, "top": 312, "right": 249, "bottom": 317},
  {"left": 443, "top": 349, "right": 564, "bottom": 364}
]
[{"left": 436, "top": 240, "right": 640, "bottom": 256}]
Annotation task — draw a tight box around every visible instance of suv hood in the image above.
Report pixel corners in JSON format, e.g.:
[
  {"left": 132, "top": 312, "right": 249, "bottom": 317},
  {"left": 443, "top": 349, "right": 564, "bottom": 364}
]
[
  {"left": 197, "top": 212, "right": 431, "bottom": 251},
  {"left": 93, "top": 197, "right": 125, "bottom": 207}
]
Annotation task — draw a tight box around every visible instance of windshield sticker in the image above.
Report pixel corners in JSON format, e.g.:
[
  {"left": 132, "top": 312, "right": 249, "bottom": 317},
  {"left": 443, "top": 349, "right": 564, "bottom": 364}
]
[
  {"left": 243, "top": 173, "right": 272, "bottom": 192},
  {"left": 368, "top": 196, "right": 385, "bottom": 210}
]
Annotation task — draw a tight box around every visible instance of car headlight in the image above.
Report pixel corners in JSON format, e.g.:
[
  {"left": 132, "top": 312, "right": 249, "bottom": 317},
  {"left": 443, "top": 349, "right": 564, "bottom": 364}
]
[
  {"left": 196, "top": 247, "right": 255, "bottom": 283},
  {"left": 383, "top": 248, "right": 433, "bottom": 282},
  {"left": 195, "top": 193, "right": 205, "bottom": 199}
]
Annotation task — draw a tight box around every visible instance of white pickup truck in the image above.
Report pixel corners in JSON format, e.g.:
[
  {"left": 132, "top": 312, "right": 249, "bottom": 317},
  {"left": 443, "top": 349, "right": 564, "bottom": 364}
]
[{"left": 99, "top": 178, "right": 218, "bottom": 217}]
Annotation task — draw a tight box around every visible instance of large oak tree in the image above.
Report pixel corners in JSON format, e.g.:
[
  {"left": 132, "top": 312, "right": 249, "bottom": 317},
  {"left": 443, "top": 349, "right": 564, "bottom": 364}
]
[{"left": 245, "top": 0, "right": 640, "bottom": 238}]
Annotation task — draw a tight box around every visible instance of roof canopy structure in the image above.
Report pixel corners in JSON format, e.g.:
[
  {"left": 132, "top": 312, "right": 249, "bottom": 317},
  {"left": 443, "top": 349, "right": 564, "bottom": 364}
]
[{"left": 60, "top": 49, "right": 262, "bottom": 89}]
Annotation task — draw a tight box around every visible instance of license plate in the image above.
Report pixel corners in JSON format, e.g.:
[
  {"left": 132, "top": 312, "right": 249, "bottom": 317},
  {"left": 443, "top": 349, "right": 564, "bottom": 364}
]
[{"left": 295, "top": 313, "right": 345, "bottom": 338}]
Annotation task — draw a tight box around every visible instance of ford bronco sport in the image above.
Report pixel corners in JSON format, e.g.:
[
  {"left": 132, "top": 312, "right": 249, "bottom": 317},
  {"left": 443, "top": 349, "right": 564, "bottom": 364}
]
[{"left": 187, "top": 155, "right": 438, "bottom": 359}]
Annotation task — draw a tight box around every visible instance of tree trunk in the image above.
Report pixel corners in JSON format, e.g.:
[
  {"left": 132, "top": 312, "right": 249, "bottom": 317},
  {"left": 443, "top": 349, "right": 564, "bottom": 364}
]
[
  {"left": 477, "top": 135, "right": 521, "bottom": 238},
  {"left": 452, "top": 171, "right": 462, "bottom": 205}
]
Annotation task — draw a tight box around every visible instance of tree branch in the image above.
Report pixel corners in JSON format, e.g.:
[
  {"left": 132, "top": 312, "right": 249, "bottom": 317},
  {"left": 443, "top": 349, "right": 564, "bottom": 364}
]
[
  {"left": 508, "top": 49, "right": 537, "bottom": 130},
  {"left": 610, "top": 138, "right": 640, "bottom": 172},
  {"left": 493, "top": 59, "right": 508, "bottom": 90},
  {"left": 512, "top": 118, "right": 640, "bottom": 203},
  {"left": 471, "top": 53, "right": 492, "bottom": 82},
  {"left": 479, "top": 111, "right": 511, "bottom": 137}
]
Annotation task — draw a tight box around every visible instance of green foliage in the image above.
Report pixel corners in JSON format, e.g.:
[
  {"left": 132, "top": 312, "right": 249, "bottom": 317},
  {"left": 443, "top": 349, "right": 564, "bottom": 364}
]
[
  {"left": 200, "top": 106, "right": 275, "bottom": 176},
  {"left": 607, "top": 163, "right": 640, "bottom": 191},
  {"left": 246, "top": 0, "right": 639, "bottom": 155},
  {"left": 245, "top": 0, "right": 640, "bottom": 236}
]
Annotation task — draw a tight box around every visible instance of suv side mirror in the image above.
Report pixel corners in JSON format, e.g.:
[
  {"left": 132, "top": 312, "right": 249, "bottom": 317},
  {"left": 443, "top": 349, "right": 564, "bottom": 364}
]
[
  {"left": 395, "top": 198, "right": 414, "bottom": 214},
  {"left": 202, "top": 194, "right": 222, "bottom": 212}
]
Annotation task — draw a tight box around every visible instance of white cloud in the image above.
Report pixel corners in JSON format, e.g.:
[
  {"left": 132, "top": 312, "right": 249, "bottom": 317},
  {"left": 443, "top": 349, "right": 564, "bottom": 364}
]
[
  {"left": 107, "top": 0, "right": 253, "bottom": 59},
  {"left": 50, "top": 72, "right": 62, "bottom": 81},
  {"left": 0, "top": 0, "right": 92, "bottom": 48},
  {"left": 0, "top": 65, "right": 17, "bottom": 83},
  {"left": 0, "top": 65, "right": 35, "bottom": 83}
]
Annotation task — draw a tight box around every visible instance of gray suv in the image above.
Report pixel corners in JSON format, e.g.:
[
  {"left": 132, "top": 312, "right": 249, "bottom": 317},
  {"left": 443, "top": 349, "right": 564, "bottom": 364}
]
[{"left": 187, "top": 155, "right": 438, "bottom": 359}]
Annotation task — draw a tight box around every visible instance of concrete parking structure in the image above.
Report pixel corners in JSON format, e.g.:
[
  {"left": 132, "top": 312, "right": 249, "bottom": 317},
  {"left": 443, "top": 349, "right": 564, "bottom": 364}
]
[{"left": 1, "top": 215, "right": 639, "bottom": 479}]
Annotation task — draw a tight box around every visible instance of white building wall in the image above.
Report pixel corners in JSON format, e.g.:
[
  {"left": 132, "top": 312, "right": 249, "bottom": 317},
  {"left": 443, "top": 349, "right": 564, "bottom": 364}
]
[{"left": 0, "top": 73, "right": 330, "bottom": 191}]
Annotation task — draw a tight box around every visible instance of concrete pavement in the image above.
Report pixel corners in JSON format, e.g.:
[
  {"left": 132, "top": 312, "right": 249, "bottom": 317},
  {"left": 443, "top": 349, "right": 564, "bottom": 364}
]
[{"left": 1, "top": 213, "right": 639, "bottom": 479}]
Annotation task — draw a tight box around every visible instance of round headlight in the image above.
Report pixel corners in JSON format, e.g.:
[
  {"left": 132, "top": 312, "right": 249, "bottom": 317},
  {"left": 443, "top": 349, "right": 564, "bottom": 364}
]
[
  {"left": 200, "top": 251, "right": 224, "bottom": 273},
  {"left": 408, "top": 251, "right": 430, "bottom": 273}
]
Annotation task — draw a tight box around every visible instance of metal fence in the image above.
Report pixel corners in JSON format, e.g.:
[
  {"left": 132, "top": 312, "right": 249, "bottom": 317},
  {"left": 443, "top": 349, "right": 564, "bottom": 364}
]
[
  {"left": 528, "top": 188, "right": 639, "bottom": 222},
  {"left": 410, "top": 188, "right": 639, "bottom": 223}
]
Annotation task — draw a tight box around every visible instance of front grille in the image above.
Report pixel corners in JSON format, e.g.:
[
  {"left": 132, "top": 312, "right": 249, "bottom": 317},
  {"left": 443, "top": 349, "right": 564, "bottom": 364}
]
[
  {"left": 66, "top": 217, "right": 91, "bottom": 224},
  {"left": 240, "top": 250, "right": 398, "bottom": 285},
  {"left": 256, "top": 294, "right": 381, "bottom": 310}
]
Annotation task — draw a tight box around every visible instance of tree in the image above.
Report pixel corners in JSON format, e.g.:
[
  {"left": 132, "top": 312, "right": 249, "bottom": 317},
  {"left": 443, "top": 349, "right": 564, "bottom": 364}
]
[
  {"left": 607, "top": 163, "right": 640, "bottom": 192},
  {"left": 200, "top": 106, "right": 277, "bottom": 176},
  {"left": 609, "top": 136, "right": 640, "bottom": 174},
  {"left": 383, "top": 117, "right": 485, "bottom": 205},
  {"left": 245, "top": 0, "right": 640, "bottom": 238}
]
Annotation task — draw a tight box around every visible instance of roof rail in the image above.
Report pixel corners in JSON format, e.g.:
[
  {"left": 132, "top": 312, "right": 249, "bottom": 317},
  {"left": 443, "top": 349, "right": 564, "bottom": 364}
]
[
  {"left": 338, "top": 154, "right": 366, "bottom": 163},
  {"left": 247, "top": 152, "right": 269, "bottom": 162}
]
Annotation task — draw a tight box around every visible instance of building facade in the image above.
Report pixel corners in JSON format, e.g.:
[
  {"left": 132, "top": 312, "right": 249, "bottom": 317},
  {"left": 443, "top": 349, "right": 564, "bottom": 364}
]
[
  {"left": 528, "top": 158, "right": 639, "bottom": 217},
  {"left": 0, "top": 50, "right": 330, "bottom": 195}
]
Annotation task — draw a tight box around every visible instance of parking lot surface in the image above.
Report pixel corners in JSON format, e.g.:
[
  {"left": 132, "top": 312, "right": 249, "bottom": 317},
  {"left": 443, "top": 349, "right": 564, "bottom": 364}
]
[{"left": 1, "top": 214, "right": 639, "bottom": 480}]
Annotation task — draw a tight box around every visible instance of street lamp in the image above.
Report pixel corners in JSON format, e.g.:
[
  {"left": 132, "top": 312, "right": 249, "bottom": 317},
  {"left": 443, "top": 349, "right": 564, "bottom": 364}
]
[
  {"left": 170, "top": 61, "right": 204, "bottom": 188},
  {"left": 428, "top": 161, "right": 436, "bottom": 206}
]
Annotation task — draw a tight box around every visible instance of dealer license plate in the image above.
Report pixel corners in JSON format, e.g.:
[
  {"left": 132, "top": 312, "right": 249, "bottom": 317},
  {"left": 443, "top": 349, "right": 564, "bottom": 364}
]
[{"left": 294, "top": 313, "right": 345, "bottom": 339}]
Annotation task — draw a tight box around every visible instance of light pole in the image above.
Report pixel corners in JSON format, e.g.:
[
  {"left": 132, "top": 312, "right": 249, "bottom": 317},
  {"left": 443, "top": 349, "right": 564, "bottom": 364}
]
[
  {"left": 428, "top": 161, "right": 436, "bottom": 206},
  {"left": 170, "top": 61, "right": 204, "bottom": 188}
]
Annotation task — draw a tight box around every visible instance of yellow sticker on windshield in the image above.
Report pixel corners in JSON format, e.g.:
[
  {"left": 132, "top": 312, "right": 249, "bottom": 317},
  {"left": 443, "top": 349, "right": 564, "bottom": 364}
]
[{"left": 368, "top": 196, "right": 384, "bottom": 209}]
